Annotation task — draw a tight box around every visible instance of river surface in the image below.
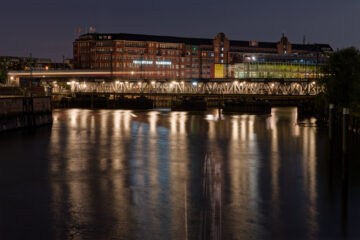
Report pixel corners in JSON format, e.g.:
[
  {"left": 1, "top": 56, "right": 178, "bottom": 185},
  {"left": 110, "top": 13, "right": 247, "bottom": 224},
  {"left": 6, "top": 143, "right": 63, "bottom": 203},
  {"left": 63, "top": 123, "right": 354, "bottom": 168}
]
[{"left": 1, "top": 107, "right": 360, "bottom": 240}]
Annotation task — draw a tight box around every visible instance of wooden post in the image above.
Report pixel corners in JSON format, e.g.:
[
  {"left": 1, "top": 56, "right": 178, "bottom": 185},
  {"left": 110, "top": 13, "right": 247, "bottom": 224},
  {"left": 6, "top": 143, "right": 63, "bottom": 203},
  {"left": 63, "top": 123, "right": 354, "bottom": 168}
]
[
  {"left": 342, "top": 107, "right": 350, "bottom": 153},
  {"left": 329, "top": 104, "right": 335, "bottom": 140}
]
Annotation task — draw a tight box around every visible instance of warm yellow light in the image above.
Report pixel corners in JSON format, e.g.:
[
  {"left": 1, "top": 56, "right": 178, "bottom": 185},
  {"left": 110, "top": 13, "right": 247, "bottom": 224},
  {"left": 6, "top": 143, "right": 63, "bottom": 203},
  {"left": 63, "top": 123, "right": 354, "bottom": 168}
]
[
  {"left": 45, "top": 66, "right": 49, "bottom": 70},
  {"left": 151, "top": 81, "right": 156, "bottom": 85}
]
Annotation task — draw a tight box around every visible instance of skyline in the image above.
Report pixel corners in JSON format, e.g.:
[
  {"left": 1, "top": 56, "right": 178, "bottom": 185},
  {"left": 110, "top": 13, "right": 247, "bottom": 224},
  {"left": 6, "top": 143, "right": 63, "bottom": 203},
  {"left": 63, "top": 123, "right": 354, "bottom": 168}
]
[{"left": 1, "top": 0, "right": 359, "bottom": 61}]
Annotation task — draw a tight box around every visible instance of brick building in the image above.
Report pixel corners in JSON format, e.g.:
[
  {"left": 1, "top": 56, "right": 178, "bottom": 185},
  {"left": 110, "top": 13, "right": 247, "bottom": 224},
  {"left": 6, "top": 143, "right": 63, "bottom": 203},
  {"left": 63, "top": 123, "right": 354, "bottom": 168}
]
[{"left": 73, "top": 32, "right": 332, "bottom": 79}]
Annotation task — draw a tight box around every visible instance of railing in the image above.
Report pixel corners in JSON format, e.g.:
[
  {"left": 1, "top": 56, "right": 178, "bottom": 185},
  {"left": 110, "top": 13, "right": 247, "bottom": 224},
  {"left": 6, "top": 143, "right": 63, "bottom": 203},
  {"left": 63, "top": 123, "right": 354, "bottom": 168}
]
[{"left": 48, "top": 80, "right": 322, "bottom": 96}]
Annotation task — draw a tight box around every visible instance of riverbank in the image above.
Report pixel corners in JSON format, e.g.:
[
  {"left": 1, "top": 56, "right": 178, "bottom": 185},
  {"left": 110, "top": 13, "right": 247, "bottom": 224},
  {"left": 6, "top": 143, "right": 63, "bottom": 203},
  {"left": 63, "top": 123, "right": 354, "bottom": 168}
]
[{"left": 0, "top": 97, "right": 52, "bottom": 133}]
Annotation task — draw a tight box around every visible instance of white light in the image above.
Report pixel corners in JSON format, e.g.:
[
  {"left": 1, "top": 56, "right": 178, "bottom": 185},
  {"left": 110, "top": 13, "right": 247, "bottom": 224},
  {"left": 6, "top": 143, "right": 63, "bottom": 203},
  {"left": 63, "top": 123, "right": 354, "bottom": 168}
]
[
  {"left": 240, "top": 82, "right": 244, "bottom": 87},
  {"left": 83, "top": 84, "right": 87, "bottom": 88},
  {"left": 312, "top": 81, "right": 316, "bottom": 85},
  {"left": 156, "top": 61, "right": 171, "bottom": 65},
  {"left": 66, "top": 82, "right": 71, "bottom": 85},
  {"left": 181, "top": 81, "right": 184, "bottom": 84},
  {"left": 10, "top": 76, "right": 14, "bottom": 80},
  {"left": 252, "top": 56, "right": 256, "bottom": 61},
  {"left": 125, "top": 81, "right": 128, "bottom": 84},
  {"left": 115, "top": 81, "right": 120, "bottom": 84},
  {"left": 138, "top": 82, "right": 141, "bottom": 85},
  {"left": 271, "top": 83, "right": 274, "bottom": 87},
  {"left": 172, "top": 80, "right": 176, "bottom": 84},
  {"left": 151, "top": 81, "right": 156, "bottom": 85},
  {"left": 192, "top": 81, "right": 198, "bottom": 86},
  {"left": 71, "top": 81, "right": 76, "bottom": 84},
  {"left": 170, "top": 83, "right": 173, "bottom": 88},
  {"left": 233, "top": 80, "right": 238, "bottom": 85},
  {"left": 133, "top": 60, "right": 153, "bottom": 65}
]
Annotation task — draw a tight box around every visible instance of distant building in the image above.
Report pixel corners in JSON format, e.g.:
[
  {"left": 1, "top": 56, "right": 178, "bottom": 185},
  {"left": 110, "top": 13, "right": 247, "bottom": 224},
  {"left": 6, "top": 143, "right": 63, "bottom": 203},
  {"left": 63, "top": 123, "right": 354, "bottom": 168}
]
[
  {"left": 73, "top": 32, "right": 333, "bottom": 79},
  {"left": 0, "top": 56, "right": 72, "bottom": 71}
]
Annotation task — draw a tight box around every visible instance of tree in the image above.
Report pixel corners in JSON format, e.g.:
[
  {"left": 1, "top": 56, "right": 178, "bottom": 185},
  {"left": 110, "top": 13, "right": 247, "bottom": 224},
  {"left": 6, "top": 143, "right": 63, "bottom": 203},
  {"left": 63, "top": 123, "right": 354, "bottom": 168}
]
[{"left": 321, "top": 47, "right": 360, "bottom": 107}]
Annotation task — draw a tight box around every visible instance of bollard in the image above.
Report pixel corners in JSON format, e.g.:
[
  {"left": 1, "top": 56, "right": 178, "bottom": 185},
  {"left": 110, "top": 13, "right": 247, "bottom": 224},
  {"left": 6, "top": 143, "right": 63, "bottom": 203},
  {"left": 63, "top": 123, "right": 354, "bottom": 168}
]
[
  {"left": 329, "top": 104, "right": 335, "bottom": 140},
  {"left": 342, "top": 108, "right": 350, "bottom": 153}
]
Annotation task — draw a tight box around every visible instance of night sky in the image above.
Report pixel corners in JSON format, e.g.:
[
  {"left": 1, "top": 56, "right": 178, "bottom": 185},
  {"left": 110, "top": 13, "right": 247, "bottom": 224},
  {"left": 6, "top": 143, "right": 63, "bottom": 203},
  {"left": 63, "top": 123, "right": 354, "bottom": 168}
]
[{"left": 1, "top": 0, "right": 359, "bottom": 61}]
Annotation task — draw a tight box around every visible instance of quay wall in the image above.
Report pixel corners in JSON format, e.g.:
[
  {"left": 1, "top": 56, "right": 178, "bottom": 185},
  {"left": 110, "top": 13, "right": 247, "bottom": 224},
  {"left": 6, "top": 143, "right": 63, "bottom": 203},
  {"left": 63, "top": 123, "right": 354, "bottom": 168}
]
[{"left": 0, "top": 97, "right": 52, "bottom": 133}]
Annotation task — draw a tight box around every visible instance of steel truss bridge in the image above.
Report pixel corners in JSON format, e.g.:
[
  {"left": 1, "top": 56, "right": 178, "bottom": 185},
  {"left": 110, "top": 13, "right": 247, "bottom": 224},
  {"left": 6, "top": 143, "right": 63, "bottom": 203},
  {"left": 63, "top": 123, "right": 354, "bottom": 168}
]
[
  {"left": 49, "top": 79, "right": 321, "bottom": 96},
  {"left": 8, "top": 70, "right": 322, "bottom": 96}
]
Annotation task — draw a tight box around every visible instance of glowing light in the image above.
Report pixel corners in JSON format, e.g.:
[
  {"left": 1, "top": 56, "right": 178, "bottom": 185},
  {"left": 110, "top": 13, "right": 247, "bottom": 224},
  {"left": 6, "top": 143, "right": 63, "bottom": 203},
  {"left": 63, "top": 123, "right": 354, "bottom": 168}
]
[
  {"left": 170, "top": 83, "right": 173, "bottom": 88},
  {"left": 192, "top": 81, "right": 198, "bottom": 86},
  {"left": 252, "top": 56, "right": 256, "bottom": 61},
  {"left": 181, "top": 81, "right": 184, "bottom": 84},
  {"left": 115, "top": 81, "right": 120, "bottom": 84},
  {"left": 233, "top": 80, "right": 239, "bottom": 85},
  {"left": 131, "top": 71, "right": 134, "bottom": 75},
  {"left": 172, "top": 80, "right": 176, "bottom": 84},
  {"left": 271, "top": 83, "right": 274, "bottom": 87},
  {"left": 133, "top": 60, "right": 153, "bottom": 64},
  {"left": 156, "top": 61, "right": 171, "bottom": 65},
  {"left": 151, "top": 81, "right": 156, "bottom": 85},
  {"left": 10, "top": 76, "right": 14, "bottom": 80},
  {"left": 138, "top": 82, "right": 141, "bottom": 85},
  {"left": 45, "top": 66, "right": 49, "bottom": 70},
  {"left": 71, "top": 81, "right": 76, "bottom": 84},
  {"left": 312, "top": 81, "right": 316, "bottom": 85}
]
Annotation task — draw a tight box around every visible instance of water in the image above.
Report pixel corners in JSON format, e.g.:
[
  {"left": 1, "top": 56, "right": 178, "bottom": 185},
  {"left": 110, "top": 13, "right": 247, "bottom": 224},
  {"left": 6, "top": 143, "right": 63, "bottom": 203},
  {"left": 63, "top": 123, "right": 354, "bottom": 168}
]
[{"left": 0, "top": 107, "right": 360, "bottom": 240}]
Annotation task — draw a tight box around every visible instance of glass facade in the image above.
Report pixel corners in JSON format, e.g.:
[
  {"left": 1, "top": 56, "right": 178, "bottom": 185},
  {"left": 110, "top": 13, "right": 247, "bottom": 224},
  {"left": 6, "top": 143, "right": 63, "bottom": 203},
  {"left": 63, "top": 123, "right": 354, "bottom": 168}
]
[{"left": 230, "top": 62, "right": 320, "bottom": 79}]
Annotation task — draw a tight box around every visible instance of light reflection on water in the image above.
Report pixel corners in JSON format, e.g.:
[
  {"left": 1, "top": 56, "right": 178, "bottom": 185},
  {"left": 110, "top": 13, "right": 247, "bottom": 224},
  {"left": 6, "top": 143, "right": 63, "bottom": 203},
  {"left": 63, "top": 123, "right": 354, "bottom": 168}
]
[{"left": 0, "top": 107, "right": 360, "bottom": 239}]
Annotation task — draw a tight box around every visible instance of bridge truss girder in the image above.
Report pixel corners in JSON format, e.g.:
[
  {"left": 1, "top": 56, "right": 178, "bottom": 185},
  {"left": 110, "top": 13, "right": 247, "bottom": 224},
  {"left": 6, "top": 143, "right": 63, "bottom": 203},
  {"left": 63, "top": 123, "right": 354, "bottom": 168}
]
[{"left": 49, "top": 80, "right": 322, "bottom": 96}]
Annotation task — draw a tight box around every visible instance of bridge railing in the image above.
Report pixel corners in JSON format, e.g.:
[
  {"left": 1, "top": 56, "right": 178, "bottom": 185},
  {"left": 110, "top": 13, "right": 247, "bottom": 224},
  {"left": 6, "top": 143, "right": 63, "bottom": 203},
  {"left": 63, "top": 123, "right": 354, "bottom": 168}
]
[{"left": 48, "top": 80, "right": 322, "bottom": 96}]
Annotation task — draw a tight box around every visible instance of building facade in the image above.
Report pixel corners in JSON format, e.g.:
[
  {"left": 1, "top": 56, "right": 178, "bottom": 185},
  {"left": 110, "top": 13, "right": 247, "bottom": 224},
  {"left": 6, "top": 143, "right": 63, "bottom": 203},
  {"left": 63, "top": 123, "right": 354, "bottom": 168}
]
[{"left": 73, "top": 32, "right": 333, "bottom": 80}]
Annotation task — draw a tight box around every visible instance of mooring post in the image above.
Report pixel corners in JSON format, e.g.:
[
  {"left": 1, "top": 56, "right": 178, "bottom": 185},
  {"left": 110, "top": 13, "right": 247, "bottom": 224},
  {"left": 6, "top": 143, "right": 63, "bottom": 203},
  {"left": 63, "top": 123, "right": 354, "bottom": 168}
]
[
  {"left": 342, "top": 107, "right": 350, "bottom": 153},
  {"left": 329, "top": 104, "right": 335, "bottom": 140}
]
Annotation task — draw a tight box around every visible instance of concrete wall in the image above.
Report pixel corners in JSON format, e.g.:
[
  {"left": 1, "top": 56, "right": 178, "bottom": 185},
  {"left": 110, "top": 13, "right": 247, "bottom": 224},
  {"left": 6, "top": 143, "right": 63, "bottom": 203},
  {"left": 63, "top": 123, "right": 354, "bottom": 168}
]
[{"left": 0, "top": 97, "right": 52, "bottom": 132}]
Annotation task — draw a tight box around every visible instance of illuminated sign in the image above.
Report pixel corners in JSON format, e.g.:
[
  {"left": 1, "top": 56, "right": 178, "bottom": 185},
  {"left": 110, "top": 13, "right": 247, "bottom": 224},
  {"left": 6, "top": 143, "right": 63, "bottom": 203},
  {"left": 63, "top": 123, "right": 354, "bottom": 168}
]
[
  {"left": 133, "top": 60, "right": 153, "bottom": 64},
  {"left": 156, "top": 61, "right": 171, "bottom": 65},
  {"left": 132, "top": 60, "right": 172, "bottom": 65},
  {"left": 214, "top": 64, "right": 224, "bottom": 78}
]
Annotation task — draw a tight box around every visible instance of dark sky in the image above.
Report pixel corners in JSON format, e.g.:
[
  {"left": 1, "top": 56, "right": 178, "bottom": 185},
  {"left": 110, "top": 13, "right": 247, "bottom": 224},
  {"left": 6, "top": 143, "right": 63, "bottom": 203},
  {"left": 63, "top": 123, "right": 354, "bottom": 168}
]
[{"left": 1, "top": 0, "right": 359, "bottom": 61}]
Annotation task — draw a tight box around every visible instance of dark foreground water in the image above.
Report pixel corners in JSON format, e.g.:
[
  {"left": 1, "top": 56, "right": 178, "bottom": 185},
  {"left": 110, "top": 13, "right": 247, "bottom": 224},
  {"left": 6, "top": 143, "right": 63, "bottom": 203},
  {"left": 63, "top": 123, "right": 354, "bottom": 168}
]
[{"left": 1, "top": 108, "right": 360, "bottom": 240}]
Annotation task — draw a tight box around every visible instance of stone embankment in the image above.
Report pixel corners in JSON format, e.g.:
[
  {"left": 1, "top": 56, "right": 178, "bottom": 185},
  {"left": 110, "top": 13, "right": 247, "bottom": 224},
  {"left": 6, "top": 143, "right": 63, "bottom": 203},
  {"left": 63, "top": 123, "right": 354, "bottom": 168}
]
[{"left": 0, "top": 97, "right": 52, "bottom": 132}]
